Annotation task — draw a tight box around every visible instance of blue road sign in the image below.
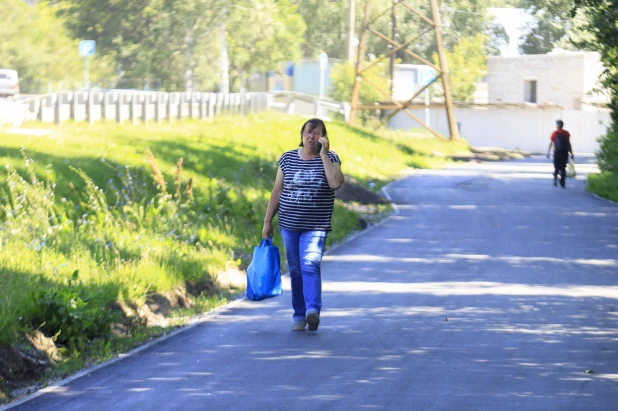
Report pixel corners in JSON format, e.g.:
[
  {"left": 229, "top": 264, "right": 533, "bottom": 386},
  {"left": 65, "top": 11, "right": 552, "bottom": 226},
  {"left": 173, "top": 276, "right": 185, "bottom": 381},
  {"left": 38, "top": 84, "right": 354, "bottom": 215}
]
[
  {"left": 79, "top": 40, "right": 96, "bottom": 57},
  {"left": 285, "top": 61, "right": 294, "bottom": 76},
  {"left": 419, "top": 67, "right": 436, "bottom": 85}
]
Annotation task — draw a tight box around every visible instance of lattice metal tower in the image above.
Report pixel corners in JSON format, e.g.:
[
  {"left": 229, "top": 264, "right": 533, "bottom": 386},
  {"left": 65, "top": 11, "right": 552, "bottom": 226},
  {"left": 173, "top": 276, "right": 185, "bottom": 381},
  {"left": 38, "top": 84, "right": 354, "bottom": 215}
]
[{"left": 349, "top": 0, "right": 460, "bottom": 140}]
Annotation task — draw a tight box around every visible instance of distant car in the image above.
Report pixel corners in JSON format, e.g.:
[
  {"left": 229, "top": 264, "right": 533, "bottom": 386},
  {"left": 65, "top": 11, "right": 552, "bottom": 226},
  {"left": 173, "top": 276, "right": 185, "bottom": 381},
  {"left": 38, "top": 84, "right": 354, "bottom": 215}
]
[{"left": 0, "top": 69, "right": 19, "bottom": 97}]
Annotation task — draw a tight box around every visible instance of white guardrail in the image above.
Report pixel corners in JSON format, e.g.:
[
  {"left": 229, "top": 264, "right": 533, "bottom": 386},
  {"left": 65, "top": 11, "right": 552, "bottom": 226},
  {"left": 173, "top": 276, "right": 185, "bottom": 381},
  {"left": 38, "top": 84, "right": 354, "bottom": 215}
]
[
  {"left": 0, "top": 98, "right": 27, "bottom": 127},
  {"left": 1, "top": 90, "right": 349, "bottom": 126},
  {"left": 14, "top": 90, "right": 269, "bottom": 125}
]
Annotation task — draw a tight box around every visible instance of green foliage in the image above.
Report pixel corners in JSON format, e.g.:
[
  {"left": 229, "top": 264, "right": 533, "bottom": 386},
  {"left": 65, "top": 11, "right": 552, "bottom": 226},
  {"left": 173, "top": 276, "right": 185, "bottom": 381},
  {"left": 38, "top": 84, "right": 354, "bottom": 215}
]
[
  {"left": 0, "top": 114, "right": 470, "bottom": 351},
  {"left": 31, "top": 270, "right": 118, "bottom": 353},
  {"left": 596, "top": 125, "right": 618, "bottom": 173},
  {"left": 58, "top": 0, "right": 231, "bottom": 91},
  {"left": 519, "top": 12, "right": 568, "bottom": 54},
  {"left": 519, "top": 0, "right": 592, "bottom": 55},
  {"left": 58, "top": 0, "right": 304, "bottom": 91},
  {"left": 329, "top": 60, "right": 388, "bottom": 104},
  {"left": 291, "top": 0, "right": 352, "bottom": 59},
  {"left": 435, "top": 34, "right": 488, "bottom": 102},
  {"left": 226, "top": 0, "right": 306, "bottom": 90},
  {"left": 292, "top": 0, "right": 503, "bottom": 66},
  {"left": 572, "top": 0, "right": 618, "bottom": 200},
  {"left": 329, "top": 60, "right": 389, "bottom": 124},
  {"left": 0, "top": 0, "right": 112, "bottom": 93},
  {"left": 587, "top": 172, "right": 618, "bottom": 203}
]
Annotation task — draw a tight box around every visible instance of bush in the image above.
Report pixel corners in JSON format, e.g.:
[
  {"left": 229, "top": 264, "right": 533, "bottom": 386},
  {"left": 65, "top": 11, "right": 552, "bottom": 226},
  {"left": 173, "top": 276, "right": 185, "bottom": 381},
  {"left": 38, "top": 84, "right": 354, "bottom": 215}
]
[
  {"left": 596, "top": 125, "right": 618, "bottom": 173},
  {"left": 30, "top": 270, "right": 118, "bottom": 353},
  {"left": 587, "top": 172, "right": 618, "bottom": 203}
]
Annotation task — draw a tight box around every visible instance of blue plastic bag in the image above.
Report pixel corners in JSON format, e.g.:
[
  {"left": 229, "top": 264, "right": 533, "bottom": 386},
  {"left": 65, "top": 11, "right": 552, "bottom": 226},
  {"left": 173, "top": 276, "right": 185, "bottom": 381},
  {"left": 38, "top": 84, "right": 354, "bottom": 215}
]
[{"left": 246, "top": 238, "right": 282, "bottom": 301}]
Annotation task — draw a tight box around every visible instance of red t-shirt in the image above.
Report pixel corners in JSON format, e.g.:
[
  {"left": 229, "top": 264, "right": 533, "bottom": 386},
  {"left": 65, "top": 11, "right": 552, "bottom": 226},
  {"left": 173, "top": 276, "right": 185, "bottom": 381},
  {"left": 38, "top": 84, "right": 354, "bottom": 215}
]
[{"left": 551, "top": 128, "right": 571, "bottom": 142}]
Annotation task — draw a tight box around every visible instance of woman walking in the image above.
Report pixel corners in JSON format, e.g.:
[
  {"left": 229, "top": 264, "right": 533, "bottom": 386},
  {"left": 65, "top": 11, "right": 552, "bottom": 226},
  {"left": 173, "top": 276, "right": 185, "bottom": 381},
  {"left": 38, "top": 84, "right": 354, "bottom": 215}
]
[{"left": 262, "top": 118, "right": 344, "bottom": 331}]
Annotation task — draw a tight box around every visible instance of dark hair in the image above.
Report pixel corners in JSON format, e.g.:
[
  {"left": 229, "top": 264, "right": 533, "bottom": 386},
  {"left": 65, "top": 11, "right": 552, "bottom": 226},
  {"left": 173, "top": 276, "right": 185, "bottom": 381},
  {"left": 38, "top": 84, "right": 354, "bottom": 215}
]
[
  {"left": 556, "top": 119, "right": 564, "bottom": 128},
  {"left": 299, "top": 118, "right": 328, "bottom": 147}
]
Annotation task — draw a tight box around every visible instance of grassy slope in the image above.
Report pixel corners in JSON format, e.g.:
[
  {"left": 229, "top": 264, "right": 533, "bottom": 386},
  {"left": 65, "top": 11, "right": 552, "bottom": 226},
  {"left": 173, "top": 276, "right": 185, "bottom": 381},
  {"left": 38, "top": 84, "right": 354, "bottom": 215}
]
[{"left": 0, "top": 113, "right": 470, "bottom": 386}]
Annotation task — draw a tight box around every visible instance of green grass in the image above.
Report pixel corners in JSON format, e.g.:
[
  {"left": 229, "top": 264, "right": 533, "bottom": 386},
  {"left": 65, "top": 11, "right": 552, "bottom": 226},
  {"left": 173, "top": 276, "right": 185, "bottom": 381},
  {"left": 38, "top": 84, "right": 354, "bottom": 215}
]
[
  {"left": 587, "top": 172, "right": 618, "bottom": 203},
  {"left": 0, "top": 112, "right": 470, "bottom": 381}
]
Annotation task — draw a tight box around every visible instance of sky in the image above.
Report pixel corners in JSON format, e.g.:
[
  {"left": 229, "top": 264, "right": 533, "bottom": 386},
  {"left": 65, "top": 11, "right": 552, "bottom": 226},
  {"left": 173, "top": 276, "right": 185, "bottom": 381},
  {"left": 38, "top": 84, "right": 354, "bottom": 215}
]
[{"left": 488, "top": 8, "right": 535, "bottom": 57}]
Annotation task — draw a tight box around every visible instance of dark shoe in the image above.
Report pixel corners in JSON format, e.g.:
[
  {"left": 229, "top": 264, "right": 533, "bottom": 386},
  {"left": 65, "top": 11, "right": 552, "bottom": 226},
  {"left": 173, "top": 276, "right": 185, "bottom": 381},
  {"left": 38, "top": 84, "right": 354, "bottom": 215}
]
[
  {"left": 560, "top": 181, "right": 565, "bottom": 188},
  {"left": 290, "top": 320, "right": 306, "bottom": 331},
  {"left": 553, "top": 175, "right": 557, "bottom": 186},
  {"left": 306, "top": 312, "right": 320, "bottom": 331}
]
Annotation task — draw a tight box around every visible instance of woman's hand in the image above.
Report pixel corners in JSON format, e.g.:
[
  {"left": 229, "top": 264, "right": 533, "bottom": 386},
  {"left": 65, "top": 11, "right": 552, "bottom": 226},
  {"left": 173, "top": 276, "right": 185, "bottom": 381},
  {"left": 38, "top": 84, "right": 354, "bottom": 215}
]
[
  {"left": 262, "top": 221, "right": 273, "bottom": 240},
  {"left": 318, "top": 136, "right": 329, "bottom": 155}
]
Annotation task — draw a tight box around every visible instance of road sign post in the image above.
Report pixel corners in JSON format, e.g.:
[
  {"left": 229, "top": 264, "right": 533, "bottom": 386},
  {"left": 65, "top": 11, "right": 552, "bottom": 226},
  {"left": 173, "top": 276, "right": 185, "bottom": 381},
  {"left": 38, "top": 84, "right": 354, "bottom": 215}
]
[
  {"left": 319, "top": 52, "right": 328, "bottom": 99},
  {"left": 79, "top": 40, "right": 96, "bottom": 89},
  {"left": 419, "top": 67, "right": 435, "bottom": 127}
]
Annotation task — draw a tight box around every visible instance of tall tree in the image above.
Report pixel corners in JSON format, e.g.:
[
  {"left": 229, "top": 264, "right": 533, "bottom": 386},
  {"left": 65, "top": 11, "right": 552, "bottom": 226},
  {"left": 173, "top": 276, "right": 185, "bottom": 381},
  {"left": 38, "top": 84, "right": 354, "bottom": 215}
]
[
  {"left": 435, "top": 33, "right": 487, "bottom": 101},
  {"left": 226, "top": 0, "right": 306, "bottom": 91},
  {"left": 290, "top": 0, "right": 349, "bottom": 59},
  {"left": 0, "top": 0, "right": 111, "bottom": 92},
  {"left": 518, "top": 0, "right": 590, "bottom": 54},
  {"left": 56, "top": 0, "right": 304, "bottom": 92},
  {"left": 573, "top": 0, "right": 618, "bottom": 174},
  {"left": 57, "top": 0, "right": 231, "bottom": 90}
]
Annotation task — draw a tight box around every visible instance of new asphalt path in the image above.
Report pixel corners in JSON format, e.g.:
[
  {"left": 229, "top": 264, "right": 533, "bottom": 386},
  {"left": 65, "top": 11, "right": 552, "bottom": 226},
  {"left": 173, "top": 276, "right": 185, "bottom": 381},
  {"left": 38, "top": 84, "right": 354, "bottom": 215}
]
[{"left": 6, "top": 155, "right": 618, "bottom": 410}]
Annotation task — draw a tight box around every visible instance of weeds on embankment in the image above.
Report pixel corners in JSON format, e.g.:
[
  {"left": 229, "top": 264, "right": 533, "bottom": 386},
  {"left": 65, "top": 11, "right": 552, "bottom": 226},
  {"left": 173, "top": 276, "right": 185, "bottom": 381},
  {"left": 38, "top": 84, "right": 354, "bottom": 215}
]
[{"left": 0, "top": 113, "right": 470, "bottom": 401}]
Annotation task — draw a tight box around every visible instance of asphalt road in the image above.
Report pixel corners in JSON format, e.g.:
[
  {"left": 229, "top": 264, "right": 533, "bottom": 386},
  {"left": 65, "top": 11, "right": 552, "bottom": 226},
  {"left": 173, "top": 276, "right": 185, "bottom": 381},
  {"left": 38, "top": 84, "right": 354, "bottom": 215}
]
[{"left": 7, "top": 155, "right": 618, "bottom": 410}]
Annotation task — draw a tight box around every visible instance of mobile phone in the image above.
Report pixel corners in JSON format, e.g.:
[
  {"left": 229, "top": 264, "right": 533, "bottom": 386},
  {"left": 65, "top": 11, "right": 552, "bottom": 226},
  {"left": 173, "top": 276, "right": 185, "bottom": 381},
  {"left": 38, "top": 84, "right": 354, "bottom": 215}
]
[{"left": 317, "top": 142, "right": 323, "bottom": 153}]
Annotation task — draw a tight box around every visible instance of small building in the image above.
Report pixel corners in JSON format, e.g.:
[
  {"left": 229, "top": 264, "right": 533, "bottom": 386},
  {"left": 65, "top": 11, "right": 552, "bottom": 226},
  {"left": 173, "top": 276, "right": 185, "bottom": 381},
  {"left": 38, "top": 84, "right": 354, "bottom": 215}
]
[{"left": 487, "top": 49, "right": 608, "bottom": 111}]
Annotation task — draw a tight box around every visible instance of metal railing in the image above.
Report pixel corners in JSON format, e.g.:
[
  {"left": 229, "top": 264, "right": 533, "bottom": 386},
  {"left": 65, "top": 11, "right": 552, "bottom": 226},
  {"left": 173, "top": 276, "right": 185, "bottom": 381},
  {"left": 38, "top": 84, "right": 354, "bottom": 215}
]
[{"left": 268, "top": 91, "right": 350, "bottom": 122}]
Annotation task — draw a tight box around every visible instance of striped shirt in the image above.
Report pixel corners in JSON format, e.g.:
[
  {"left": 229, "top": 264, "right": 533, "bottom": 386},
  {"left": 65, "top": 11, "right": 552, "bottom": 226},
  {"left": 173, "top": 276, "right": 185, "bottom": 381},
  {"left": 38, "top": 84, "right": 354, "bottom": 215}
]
[{"left": 278, "top": 149, "right": 342, "bottom": 232}]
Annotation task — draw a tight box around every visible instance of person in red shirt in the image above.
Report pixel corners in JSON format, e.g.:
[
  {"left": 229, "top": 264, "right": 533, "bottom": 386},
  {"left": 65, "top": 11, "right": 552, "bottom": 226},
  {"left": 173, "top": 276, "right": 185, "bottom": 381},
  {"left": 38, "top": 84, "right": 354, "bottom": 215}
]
[{"left": 546, "top": 120, "right": 574, "bottom": 187}]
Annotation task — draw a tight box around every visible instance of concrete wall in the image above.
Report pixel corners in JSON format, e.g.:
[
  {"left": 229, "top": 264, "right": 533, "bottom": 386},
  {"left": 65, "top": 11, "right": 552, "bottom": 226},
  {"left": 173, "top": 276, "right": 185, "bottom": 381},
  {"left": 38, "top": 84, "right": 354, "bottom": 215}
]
[
  {"left": 388, "top": 106, "right": 610, "bottom": 154},
  {"left": 583, "top": 53, "right": 607, "bottom": 107},
  {"left": 487, "top": 51, "right": 607, "bottom": 110}
]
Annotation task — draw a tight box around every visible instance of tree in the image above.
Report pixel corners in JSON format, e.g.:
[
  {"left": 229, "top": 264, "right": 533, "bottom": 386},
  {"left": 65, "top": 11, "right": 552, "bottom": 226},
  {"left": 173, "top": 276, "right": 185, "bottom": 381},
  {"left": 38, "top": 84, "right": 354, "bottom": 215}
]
[
  {"left": 573, "top": 0, "right": 618, "bottom": 174},
  {"left": 290, "top": 0, "right": 350, "bottom": 59},
  {"left": 292, "top": 0, "right": 505, "bottom": 63},
  {"left": 226, "top": 0, "right": 306, "bottom": 91},
  {"left": 0, "top": 0, "right": 111, "bottom": 92},
  {"left": 518, "top": 0, "right": 590, "bottom": 54},
  {"left": 56, "top": 0, "right": 232, "bottom": 91},
  {"left": 329, "top": 59, "right": 389, "bottom": 123},
  {"left": 434, "top": 33, "right": 487, "bottom": 102},
  {"left": 329, "top": 60, "right": 388, "bottom": 104},
  {"left": 519, "top": 11, "right": 567, "bottom": 54},
  {"left": 57, "top": 0, "right": 303, "bottom": 92}
]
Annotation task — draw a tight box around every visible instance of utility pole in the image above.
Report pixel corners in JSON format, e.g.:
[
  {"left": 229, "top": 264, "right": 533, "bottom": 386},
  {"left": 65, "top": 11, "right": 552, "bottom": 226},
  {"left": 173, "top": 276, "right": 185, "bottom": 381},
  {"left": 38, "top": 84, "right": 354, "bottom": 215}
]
[
  {"left": 220, "top": 7, "right": 230, "bottom": 94},
  {"left": 349, "top": 0, "right": 459, "bottom": 140},
  {"left": 390, "top": 0, "right": 396, "bottom": 96},
  {"left": 430, "top": 0, "right": 459, "bottom": 140},
  {"left": 349, "top": 0, "right": 371, "bottom": 125},
  {"left": 347, "top": 0, "right": 356, "bottom": 63}
]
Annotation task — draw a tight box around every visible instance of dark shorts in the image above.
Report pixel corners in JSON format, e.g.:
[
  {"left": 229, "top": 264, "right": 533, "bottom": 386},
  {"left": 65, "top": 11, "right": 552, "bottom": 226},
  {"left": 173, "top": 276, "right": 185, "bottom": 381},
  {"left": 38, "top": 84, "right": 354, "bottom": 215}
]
[{"left": 554, "top": 151, "right": 569, "bottom": 169}]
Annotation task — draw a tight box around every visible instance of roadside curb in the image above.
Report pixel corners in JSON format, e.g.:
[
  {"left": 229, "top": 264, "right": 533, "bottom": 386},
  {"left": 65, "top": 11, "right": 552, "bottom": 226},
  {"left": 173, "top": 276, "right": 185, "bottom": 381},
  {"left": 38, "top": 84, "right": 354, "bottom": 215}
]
[
  {"left": 590, "top": 192, "right": 618, "bottom": 206},
  {"left": 0, "top": 295, "right": 248, "bottom": 411},
  {"left": 1, "top": 176, "right": 407, "bottom": 410}
]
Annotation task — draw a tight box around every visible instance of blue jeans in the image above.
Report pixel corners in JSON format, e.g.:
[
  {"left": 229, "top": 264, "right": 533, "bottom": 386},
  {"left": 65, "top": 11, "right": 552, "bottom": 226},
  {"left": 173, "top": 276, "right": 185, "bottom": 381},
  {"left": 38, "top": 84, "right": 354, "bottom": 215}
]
[{"left": 279, "top": 227, "right": 327, "bottom": 321}]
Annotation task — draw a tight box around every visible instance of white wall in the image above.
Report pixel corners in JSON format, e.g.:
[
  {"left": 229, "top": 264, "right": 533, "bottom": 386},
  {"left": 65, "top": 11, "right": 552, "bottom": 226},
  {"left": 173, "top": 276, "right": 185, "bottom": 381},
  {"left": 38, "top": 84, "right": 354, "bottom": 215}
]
[
  {"left": 388, "top": 106, "right": 611, "bottom": 154},
  {"left": 488, "top": 52, "right": 588, "bottom": 109}
]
